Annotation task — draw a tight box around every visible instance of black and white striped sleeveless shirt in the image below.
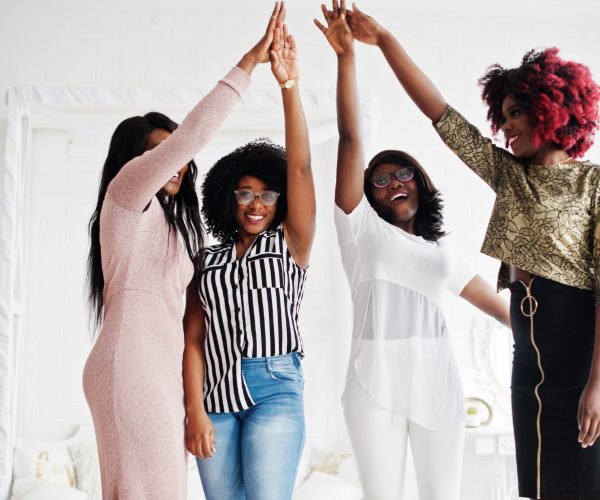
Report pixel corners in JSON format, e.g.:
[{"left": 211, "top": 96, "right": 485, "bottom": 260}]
[{"left": 199, "top": 226, "right": 307, "bottom": 413}]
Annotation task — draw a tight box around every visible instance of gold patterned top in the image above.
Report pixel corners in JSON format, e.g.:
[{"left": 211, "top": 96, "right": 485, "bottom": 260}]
[{"left": 434, "top": 105, "right": 600, "bottom": 302}]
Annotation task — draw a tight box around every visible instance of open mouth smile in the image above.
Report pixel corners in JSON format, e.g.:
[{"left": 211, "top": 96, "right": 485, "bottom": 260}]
[{"left": 390, "top": 192, "right": 408, "bottom": 204}]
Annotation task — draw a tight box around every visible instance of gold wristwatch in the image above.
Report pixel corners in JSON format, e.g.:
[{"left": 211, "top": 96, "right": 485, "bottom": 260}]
[{"left": 279, "top": 79, "right": 296, "bottom": 89}]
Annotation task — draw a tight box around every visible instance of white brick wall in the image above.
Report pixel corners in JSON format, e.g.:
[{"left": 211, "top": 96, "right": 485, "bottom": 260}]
[{"left": 2, "top": 1, "right": 600, "bottom": 495}]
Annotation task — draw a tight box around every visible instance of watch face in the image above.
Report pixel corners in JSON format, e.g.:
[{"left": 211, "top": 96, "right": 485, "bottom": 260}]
[{"left": 284, "top": 80, "right": 295, "bottom": 89}]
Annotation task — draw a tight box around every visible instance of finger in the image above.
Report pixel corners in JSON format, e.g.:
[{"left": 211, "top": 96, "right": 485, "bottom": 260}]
[
  {"left": 283, "top": 23, "right": 289, "bottom": 49},
  {"left": 332, "top": 0, "right": 340, "bottom": 18},
  {"left": 201, "top": 433, "right": 214, "bottom": 457},
  {"left": 320, "top": 4, "right": 331, "bottom": 24},
  {"left": 583, "top": 417, "right": 600, "bottom": 447},
  {"left": 314, "top": 18, "right": 328, "bottom": 33},
  {"left": 267, "top": 2, "right": 281, "bottom": 32},
  {"left": 353, "top": 1, "right": 361, "bottom": 14},
  {"left": 280, "top": 1, "right": 287, "bottom": 24},
  {"left": 190, "top": 438, "right": 203, "bottom": 459},
  {"left": 340, "top": 0, "right": 346, "bottom": 17},
  {"left": 210, "top": 430, "right": 216, "bottom": 453},
  {"left": 584, "top": 419, "right": 600, "bottom": 447},
  {"left": 272, "top": 26, "right": 282, "bottom": 50},
  {"left": 270, "top": 50, "right": 279, "bottom": 69},
  {"left": 579, "top": 415, "right": 591, "bottom": 444},
  {"left": 289, "top": 33, "right": 297, "bottom": 53}
]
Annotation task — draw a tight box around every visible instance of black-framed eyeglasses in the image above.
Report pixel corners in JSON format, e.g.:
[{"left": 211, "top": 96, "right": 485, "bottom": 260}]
[
  {"left": 370, "top": 167, "right": 415, "bottom": 189},
  {"left": 234, "top": 189, "right": 281, "bottom": 206}
]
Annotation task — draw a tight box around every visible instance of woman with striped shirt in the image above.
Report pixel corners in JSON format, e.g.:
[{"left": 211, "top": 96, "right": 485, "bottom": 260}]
[{"left": 182, "top": 6, "right": 315, "bottom": 499}]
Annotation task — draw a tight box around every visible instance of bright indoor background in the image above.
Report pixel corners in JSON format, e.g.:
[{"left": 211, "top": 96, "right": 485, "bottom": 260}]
[{"left": 1, "top": 0, "right": 599, "bottom": 498}]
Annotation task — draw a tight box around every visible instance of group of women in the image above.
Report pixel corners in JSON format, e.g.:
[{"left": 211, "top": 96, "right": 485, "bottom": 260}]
[{"left": 82, "top": 1, "right": 600, "bottom": 499}]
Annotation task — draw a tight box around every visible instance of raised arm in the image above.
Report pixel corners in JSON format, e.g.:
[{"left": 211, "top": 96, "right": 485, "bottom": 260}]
[
  {"left": 315, "top": 0, "right": 364, "bottom": 214},
  {"left": 182, "top": 280, "right": 215, "bottom": 459},
  {"left": 347, "top": 3, "right": 447, "bottom": 123},
  {"left": 108, "top": 2, "right": 283, "bottom": 212},
  {"left": 270, "top": 16, "right": 315, "bottom": 269}
]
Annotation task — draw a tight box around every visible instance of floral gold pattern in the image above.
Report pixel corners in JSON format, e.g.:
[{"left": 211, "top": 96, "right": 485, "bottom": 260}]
[{"left": 435, "top": 105, "right": 600, "bottom": 302}]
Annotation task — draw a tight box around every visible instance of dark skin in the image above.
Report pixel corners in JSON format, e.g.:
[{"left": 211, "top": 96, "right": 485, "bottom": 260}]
[
  {"left": 338, "top": 2, "right": 600, "bottom": 457},
  {"left": 368, "top": 162, "right": 419, "bottom": 234},
  {"left": 146, "top": 128, "right": 190, "bottom": 197},
  {"left": 314, "top": 0, "right": 509, "bottom": 328},
  {"left": 183, "top": 1, "right": 315, "bottom": 460}
]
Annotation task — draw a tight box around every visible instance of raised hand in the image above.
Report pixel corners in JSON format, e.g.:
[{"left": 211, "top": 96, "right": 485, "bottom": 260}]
[
  {"left": 346, "top": 2, "right": 384, "bottom": 46},
  {"left": 250, "top": 1, "right": 285, "bottom": 64},
  {"left": 270, "top": 22, "right": 299, "bottom": 85},
  {"left": 238, "top": 2, "right": 285, "bottom": 74},
  {"left": 314, "top": 0, "right": 354, "bottom": 56}
]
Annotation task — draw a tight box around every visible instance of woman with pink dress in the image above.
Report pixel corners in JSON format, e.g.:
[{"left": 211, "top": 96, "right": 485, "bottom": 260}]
[{"left": 82, "top": 4, "right": 285, "bottom": 498}]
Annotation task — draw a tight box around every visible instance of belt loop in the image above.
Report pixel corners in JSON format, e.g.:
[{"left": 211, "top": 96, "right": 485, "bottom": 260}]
[{"left": 266, "top": 356, "right": 273, "bottom": 373}]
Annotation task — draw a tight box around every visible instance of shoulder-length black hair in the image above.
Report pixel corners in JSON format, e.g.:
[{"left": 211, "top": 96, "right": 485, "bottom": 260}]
[
  {"left": 364, "top": 149, "right": 446, "bottom": 242},
  {"left": 87, "top": 111, "right": 203, "bottom": 332},
  {"left": 202, "top": 139, "right": 288, "bottom": 244}
]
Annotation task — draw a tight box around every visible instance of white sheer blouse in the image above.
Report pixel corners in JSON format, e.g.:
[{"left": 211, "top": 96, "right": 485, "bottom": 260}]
[{"left": 335, "top": 197, "right": 475, "bottom": 430}]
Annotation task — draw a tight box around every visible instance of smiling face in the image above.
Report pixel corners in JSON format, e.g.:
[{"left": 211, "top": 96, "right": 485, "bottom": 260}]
[
  {"left": 146, "top": 128, "right": 189, "bottom": 197},
  {"left": 501, "top": 96, "right": 542, "bottom": 159},
  {"left": 234, "top": 175, "right": 278, "bottom": 239},
  {"left": 369, "top": 162, "right": 419, "bottom": 233}
]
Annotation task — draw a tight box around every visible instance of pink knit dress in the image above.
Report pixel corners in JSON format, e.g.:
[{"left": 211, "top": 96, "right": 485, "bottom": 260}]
[{"left": 83, "top": 67, "right": 250, "bottom": 500}]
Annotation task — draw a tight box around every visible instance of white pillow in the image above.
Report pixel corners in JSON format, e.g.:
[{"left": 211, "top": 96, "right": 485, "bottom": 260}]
[
  {"left": 13, "top": 438, "right": 76, "bottom": 488},
  {"left": 294, "top": 441, "right": 311, "bottom": 489},
  {"left": 68, "top": 441, "right": 101, "bottom": 500},
  {"left": 336, "top": 455, "right": 361, "bottom": 486},
  {"left": 10, "top": 477, "right": 87, "bottom": 500},
  {"left": 293, "top": 471, "right": 363, "bottom": 500}
]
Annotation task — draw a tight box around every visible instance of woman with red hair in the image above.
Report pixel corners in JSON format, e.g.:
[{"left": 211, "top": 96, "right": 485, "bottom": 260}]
[{"left": 343, "top": 3, "right": 600, "bottom": 499}]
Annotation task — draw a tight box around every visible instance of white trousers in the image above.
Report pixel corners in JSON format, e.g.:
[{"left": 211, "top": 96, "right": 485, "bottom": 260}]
[{"left": 343, "top": 376, "right": 464, "bottom": 500}]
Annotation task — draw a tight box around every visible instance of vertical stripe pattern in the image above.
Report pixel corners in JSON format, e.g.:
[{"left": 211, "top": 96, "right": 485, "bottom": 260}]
[{"left": 199, "top": 227, "right": 307, "bottom": 413}]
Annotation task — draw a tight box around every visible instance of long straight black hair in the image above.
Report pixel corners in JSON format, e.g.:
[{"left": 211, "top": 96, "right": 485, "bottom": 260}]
[{"left": 87, "top": 112, "right": 203, "bottom": 332}]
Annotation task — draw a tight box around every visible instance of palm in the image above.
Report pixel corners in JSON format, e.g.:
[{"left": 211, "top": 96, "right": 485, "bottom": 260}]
[
  {"left": 325, "top": 17, "right": 353, "bottom": 55},
  {"left": 272, "top": 45, "right": 298, "bottom": 82}
]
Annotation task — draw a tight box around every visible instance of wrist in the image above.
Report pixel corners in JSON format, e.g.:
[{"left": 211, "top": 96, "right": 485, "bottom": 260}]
[
  {"left": 337, "top": 51, "right": 355, "bottom": 62},
  {"left": 186, "top": 404, "right": 207, "bottom": 417},
  {"left": 376, "top": 28, "right": 391, "bottom": 48},
  {"left": 237, "top": 52, "right": 259, "bottom": 76},
  {"left": 278, "top": 77, "right": 298, "bottom": 90}
]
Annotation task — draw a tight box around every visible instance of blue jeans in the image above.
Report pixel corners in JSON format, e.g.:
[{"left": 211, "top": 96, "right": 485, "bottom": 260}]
[{"left": 197, "top": 353, "right": 305, "bottom": 500}]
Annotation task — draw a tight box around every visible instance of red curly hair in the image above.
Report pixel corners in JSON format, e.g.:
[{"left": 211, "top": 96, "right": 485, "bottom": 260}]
[{"left": 479, "top": 48, "right": 600, "bottom": 158}]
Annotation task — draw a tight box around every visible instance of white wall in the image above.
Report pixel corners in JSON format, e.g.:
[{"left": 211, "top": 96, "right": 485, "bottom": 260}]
[{"left": 2, "top": 0, "right": 600, "bottom": 466}]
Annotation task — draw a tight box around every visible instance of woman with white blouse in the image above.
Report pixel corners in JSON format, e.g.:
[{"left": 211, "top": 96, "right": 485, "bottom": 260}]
[{"left": 315, "top": 2, "right": 510, "bottom": 499}]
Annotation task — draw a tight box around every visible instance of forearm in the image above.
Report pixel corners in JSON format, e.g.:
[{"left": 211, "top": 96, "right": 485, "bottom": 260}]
[
  {"left": 183, "top": 344, "right": 208, "bottom": 417},
  {"left": 377, "top": 30, "right": 446, "bottom": 123},
  {"left": 282, "top": 86, "right": 311, "bottom": 174},
  {"left": 587, "top": 306, "right": 600, "bottom": 385},
  {"left": 237, "top": 52, "right": 260, "bottom": 77},
  {"left": 111, "top": 67, "right": 250, "bottom": 211},
  {"left": 335, "top": 52, "right": 364, "bottom": 211},
  {"left": 337, "top": 53, "right": 362, "bottom": 142}
]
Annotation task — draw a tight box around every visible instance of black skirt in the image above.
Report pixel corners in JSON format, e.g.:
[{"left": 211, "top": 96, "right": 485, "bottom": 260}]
[{"left": 510, "top": 276, "right": 600, "bottom": 499}]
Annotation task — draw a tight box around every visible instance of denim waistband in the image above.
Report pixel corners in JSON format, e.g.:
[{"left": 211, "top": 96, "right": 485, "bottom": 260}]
[{"left": 242, "top": 352, "right": 301, "bottom": 368}]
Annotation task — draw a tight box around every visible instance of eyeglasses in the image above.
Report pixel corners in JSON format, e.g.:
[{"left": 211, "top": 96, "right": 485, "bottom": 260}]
[
  {"left": 234, "top": 189, "right": 280, "bottom": 206},
  {"left": 370, "top": 167, "right": 415, "bottom": 188}
]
